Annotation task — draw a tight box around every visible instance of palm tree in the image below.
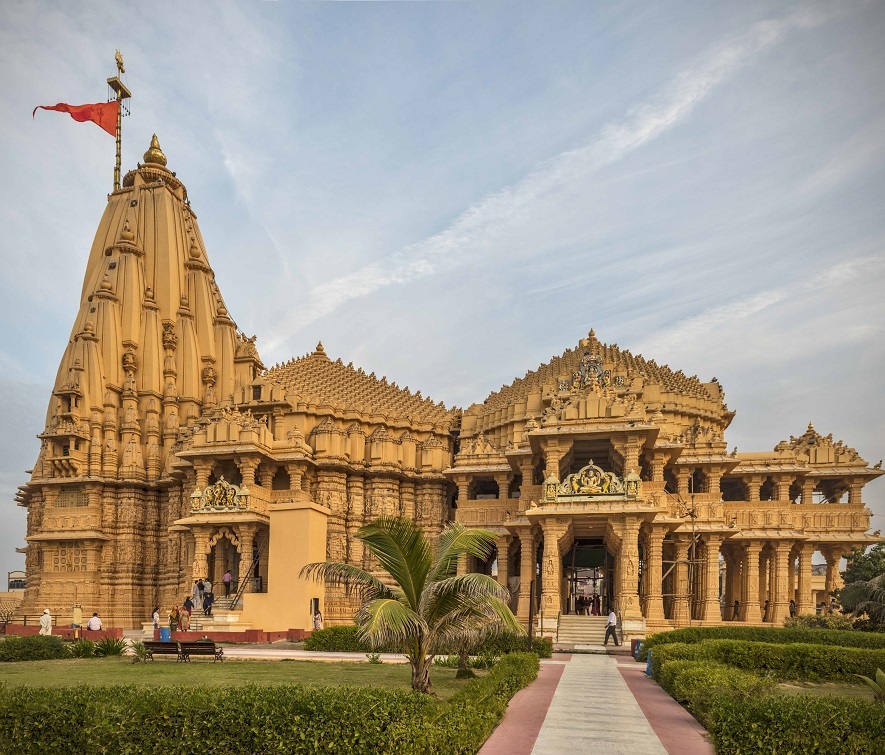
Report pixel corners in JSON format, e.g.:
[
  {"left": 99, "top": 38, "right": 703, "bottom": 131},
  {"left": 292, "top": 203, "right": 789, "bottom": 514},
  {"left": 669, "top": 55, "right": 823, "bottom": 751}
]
[
  {"left": 840, "top": 573, "right": 885, "bottom": 624},
  {"left": 300, "top": 516, "right": 524, "bottom": 694}
]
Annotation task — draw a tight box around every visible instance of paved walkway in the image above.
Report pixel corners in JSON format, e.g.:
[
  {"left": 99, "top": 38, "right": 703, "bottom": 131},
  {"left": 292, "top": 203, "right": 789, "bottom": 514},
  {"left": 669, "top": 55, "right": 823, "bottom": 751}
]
[{"left": 482, "top": 654, "right": 713, "bottom": 755}]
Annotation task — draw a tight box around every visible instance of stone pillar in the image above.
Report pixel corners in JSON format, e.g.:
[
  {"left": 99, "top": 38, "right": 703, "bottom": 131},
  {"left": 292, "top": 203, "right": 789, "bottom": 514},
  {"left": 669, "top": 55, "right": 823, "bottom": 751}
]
[
  {"left": 759, "top": 547, "right": 769, "bottom": 611},
  {"left": 257, "top": 464, "right": 275, "bottom": 490},
  {"left": 456, "top": 479, "right": 471, "bottom": 505},
  {"left": 848, "top": 479, "right": 863, "bottom": 505},
  {"left": 774, "top": 475, "right": 792, "bottom": 502},
  {"left": 401, "top": 481, "right": 416, "bottom": 520},
  {"left": 494, "top": 473, "right": 512, "bottom": 500},
  {"left": 617, "top": 517, "right": 642, "bottom": 620},
  {"left": 676, "top": 470, "right": 691, "bottom": 497},
  {"left": 771, "top": 542, "right": 792, "bottom": 624},
  {"left": 347, "top": 475, "right": 365, "bottom": 567},
  {"left": 702, "top": 535, "right": 722, "bottom": 622},
  {"left": 516, "top": 528, "right": 536, "bottom": 625},
  {"left": 318, "top": 469, "right": 349, "bottom": 624},
  {"left": 673, "top": 538, "right": 691, "bottom": 625},
  {"left": 823, "top": 547, "right": 841, "bottom": 596},
  {"left": 235, "top": 524, "right": 257, "bottom": 594},
  {"left": 540, "top": 520, "right": 565, "bottom": 619},
  {"left": 747, "top": 475, "right": 762, "bottom": 502},
  {"left": 644, "top": 527, "right": 666, "bottom": 620},
  {"left": 285, "top": 462, "right": 304, "bottom": 495},
  {"left": 801, "top": 478, "right": 815, "bottom": 506},
  {"left": 192, "top": 529, "right": 210, "bottom": 584},
  {"left": 740, "top": 541, "right": 762, "bottom": 622},
  {"left": 193, "top": 460, "right": 212, "bottom": 491},
  {"left": 236, "top": 456, "right": 259, "bottom": 488},
  {"left": 496, "top": 536, "right": 512, "bottom": 591},
  {"left": 797, "top": 544, "right": 815, "bottom": 614}
]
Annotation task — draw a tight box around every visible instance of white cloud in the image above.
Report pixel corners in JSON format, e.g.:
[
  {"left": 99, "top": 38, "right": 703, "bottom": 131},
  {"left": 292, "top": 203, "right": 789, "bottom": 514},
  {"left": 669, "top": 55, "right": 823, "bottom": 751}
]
[{"left": 263, "top": 5, "right": 835, "bottom": 349}]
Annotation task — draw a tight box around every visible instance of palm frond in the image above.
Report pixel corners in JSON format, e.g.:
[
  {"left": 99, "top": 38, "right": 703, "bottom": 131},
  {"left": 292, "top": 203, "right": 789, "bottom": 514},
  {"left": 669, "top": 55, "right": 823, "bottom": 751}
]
[
  {"left": 423, "top": 572, "right": 509, "bottom": 620},
  {"left": 299, "top": 561, "right": 393, "bottom": 601},
  {"left": 428, "top": 523, "right": 498, "bottom": 583},
  {"left": 358, "top": 517, "right": 432, "bottom": 610},
  {"left": 356, "top": 597, "right": 425, "bottom": 650}
]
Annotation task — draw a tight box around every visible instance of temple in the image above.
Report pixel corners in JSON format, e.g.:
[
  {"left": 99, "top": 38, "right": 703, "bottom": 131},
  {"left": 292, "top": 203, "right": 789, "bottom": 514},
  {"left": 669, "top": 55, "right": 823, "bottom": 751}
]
[{"left": 15, "top": 138, "right": 883, "bottom": 638}]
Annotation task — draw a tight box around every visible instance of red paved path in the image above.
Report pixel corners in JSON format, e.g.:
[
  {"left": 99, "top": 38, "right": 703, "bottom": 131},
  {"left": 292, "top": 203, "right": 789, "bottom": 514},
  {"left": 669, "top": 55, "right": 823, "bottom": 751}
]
[
  {"left": 480, "top": 653, "right": 713, "bottom": 755},
  {"left": 478, "top": 657, "right": 568, "bottom": 755},
  {"left": 616, "top": 657, "right": 714, "bottom": 755}
]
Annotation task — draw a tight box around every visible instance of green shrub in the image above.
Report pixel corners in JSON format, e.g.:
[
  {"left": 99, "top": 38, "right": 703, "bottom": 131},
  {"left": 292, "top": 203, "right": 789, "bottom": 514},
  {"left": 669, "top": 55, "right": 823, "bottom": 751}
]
[
  {"left": 639, "top": 625, "right": 885, "bottom": 661},
  {"left": 93, "top": 637, "right": 127, "bottom": 657},
  {"left": 128, "top": 641, "right": 148, "bottom": 663},
  {"left": 68, "top": 639, "right": 97, "bottom": 658},
  {"left": 472, "top": 633, "right": 553, "bottom": 658},
  {"left": 652, "top": 639, "right": 885, "bottom": 682},
  {"left": 303, "top": 625, "right": 371, "bottom": 652},
  {"left": 0, "top": 636, "right": 70, "bottom": 662},
  {"left": 706, "top": 693, "right": 885, "bottom": 754},
  {"left": 656, "top": 660, "right": 775, "bottom": 720},
  {"left": 0, "top": 652, "right": 539, "bottom": 753},
  {"left": 785, "top": 613, "right": 855, "bottom": 630}
]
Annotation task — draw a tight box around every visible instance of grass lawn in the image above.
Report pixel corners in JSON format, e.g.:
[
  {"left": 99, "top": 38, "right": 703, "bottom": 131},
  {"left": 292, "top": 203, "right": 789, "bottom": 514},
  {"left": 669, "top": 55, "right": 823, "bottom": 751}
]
[
  {"left": 0, "top": 657, "right": 469, "bottom": 699},
  {"left": 778, "top": 680, "right": 875, "bottom": 701}
]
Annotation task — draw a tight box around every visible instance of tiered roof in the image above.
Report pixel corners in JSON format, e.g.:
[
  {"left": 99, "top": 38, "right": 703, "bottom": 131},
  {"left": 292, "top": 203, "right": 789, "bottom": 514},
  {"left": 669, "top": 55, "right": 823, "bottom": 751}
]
[
  {"left": 265, "top": 343, "right": 452, "bottom": 427},
  {"left": 481, "top": 330, "right": 714, "bottom": 411}
]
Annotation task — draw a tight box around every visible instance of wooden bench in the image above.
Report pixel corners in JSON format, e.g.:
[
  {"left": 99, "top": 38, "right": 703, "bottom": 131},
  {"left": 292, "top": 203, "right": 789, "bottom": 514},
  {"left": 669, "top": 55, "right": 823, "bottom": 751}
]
[
  {"left": 178, "top": 640, "right": 224, "bottom": 662},
  {"left": 143, "top": 640, "right": 182, "bottom": 661}
]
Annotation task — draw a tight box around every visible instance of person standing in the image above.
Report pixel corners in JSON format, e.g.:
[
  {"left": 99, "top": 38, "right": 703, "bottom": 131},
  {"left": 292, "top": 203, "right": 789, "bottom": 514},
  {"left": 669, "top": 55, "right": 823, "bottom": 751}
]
[
  {"left": 222, "top": 569, "right": 233, "bottom": 598},
  {"left": 732, "top": 600, "right": 740, "bottom": 621},
  {"left": 204, "top": 579, "right": 213, "bottom": 598},
  {"left": 192, "top": 580, "right": 201, "bottom": 610},
  {"left": 789, "top": 599, "right": 797, "bottom": 617},
  {"left": 39, "top": 609, "right": 52, "bottom": 636},
  {"left": 169, "top": 606, "right": 180, "bottom": 632},
  {"left": 603, "top": 610, "right": 619, "bottom": 646},
  {"left": 86, "top": 612, "right": 102, "bottom": 631},
  {"left": 152, "top": 606, "right": 160, "bottom": 630},
  {"left": 313, "top": 610, "right": 323, "bottom": 631}
]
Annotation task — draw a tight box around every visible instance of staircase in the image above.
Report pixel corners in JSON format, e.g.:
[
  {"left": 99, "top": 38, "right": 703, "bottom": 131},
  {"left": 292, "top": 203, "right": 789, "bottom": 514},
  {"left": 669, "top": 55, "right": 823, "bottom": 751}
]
[
  {"left": 139, "top": 608, "right": 253, "bottom": 637},
  {"left": 556, "top": 615, "right": 609, "bottom": 645}
]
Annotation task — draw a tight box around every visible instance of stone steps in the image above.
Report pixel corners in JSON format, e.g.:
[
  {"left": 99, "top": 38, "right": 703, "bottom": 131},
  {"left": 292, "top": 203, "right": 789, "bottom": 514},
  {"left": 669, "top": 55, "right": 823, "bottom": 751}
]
[{"left": 557, "top": 615, "right": 610, "bottom": 644}]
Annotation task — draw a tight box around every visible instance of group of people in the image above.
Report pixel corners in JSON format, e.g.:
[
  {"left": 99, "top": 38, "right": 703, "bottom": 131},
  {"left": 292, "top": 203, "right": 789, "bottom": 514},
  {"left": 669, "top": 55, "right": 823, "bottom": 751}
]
[
  {"left": 574, "top": 594, "right": 604, "bottom": 615},
  {"left": 153, "top": 570, "right": 236, "bottom": 632},
  {"left": 38, "top": 609, "right": 103, "bottom": 636}
]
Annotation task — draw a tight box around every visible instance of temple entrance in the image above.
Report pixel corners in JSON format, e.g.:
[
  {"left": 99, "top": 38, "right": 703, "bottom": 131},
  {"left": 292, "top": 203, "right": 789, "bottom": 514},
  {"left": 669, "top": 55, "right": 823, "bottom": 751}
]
[
  {"left": 562, "top": 539, "right": 613, "bottom": 615},
  {"left": 206, "top": 532, "right": 240, "bottom": 598}
]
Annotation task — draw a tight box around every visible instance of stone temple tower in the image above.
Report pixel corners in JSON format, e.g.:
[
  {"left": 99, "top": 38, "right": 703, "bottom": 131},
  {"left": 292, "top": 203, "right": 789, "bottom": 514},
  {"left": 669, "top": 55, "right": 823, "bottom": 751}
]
[{"left": 16, "top": 136, "right": 261, "bottom": 626}]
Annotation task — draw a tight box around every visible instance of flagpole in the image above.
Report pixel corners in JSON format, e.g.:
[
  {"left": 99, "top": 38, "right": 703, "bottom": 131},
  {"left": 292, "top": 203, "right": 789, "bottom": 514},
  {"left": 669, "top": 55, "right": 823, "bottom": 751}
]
[{"left": 107, "top": 50, "right": 131, "bottom": 191}]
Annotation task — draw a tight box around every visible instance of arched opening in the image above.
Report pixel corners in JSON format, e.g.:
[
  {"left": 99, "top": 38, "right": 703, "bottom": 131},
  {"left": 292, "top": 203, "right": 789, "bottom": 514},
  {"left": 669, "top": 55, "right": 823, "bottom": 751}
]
[
  {"left": 720, "top": 476, "right": 748, "bottom": 501},
  {"left": 271, "top": 467, "right": 290, "bottom": 491},
  {"left": 562, "top": 539, "right": 614, "bottom": 615},
  {"left": 760, "top": 477, "right": 775, "bottom": 501},
  {"left": 472, "top": 477, "right": 499, "bottom": 500}
]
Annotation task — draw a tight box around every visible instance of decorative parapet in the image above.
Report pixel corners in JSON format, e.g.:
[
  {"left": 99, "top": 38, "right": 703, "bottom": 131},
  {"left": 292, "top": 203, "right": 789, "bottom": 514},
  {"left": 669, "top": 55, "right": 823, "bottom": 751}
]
[{"left": 543, "top": 462, "right": 641, "bottom": 503}]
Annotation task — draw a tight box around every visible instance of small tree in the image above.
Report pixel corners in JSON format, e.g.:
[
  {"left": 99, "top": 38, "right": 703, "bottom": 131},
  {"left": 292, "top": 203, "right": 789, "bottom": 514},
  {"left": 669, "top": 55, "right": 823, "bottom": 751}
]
[
  {"left": 842, "top": 544, "right": 885, "bottom": 585},
  {"left": 840, "top": 574, "right": 885, "bottom": 624},
  {"left": 301, "top": 517, "right": 523, "bottom": 694}
]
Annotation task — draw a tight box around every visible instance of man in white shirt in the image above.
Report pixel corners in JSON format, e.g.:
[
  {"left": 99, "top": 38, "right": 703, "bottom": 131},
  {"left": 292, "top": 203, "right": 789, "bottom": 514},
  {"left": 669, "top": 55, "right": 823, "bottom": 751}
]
[
  {"left": 86, "top": 612, "right": 102, "bottom": 631},
  {"left": 603, "top": 610, "right": 619, "bottom": 646},
  {"left": 39, "top": 609, "right": 52, "bottom": 636}
]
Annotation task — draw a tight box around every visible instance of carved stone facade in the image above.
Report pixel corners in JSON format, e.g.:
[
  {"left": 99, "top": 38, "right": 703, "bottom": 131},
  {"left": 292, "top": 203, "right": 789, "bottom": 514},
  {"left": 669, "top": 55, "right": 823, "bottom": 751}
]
[
  {"left": 15, "top": 140, "right": 882, "bottom": 633},
  {"left": 447, "top": 330, "right": 883, "bottom": 637}
]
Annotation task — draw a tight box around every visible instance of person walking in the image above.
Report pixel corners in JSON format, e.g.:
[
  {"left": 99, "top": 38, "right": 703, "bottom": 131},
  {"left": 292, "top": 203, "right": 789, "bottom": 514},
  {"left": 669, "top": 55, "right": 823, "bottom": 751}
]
[
  {"left": 169, "top": 606, "right": 180, "bottom": 632},
  {"left": 222, "top": 569, "right": 233, "bottom": 598},
  {"left": 732, "top": 599, "right": 740, "bottom": 620},
  {"left": 603, "top": 610, "right": 619, "bottom": 647},
  {"left": 39, "top": 609, "right": 52, "bottom": 636},
  {"left": 203, "top": 591, "right": 215, "bottom": 617}
]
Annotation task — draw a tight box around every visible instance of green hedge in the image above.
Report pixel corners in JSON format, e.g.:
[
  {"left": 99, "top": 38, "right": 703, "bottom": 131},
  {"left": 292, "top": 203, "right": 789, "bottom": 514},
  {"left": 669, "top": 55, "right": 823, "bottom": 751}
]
[
  {"left": 655, "top": 658, "right": 885, "bottom": 754},
  {"left": 0, "top": 653, "right": 539, "bottom": 754},
  {"left": 304, "top": 625, "right": 552, "bottom": 658},
  {"left": 649, "top": 639, "right": 885, "bottom": 681},
  {"left": 707, "top": 693, "right": 885, "bottom": 754},
  {"left": 0, "top": 636, "right": 70, "bottom": 662},
  {"left": 640, "top": 625, "right": 885, "bottom": 660}
]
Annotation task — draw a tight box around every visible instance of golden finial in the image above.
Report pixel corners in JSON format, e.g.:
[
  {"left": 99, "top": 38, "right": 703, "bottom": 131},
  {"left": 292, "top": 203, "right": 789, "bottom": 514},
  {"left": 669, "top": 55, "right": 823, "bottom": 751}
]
[
  {"left": 115, "top": 49, "right": 125, "bottom": 74},
  {"left": 143, "top": 134, "right": 167, "bottom": 166}
]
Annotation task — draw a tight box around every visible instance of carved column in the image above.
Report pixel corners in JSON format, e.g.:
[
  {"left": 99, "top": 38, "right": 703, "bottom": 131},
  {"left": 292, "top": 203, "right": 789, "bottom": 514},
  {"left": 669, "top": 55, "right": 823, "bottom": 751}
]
[
  {"left": 257, "top": 465, "right": 275, "bottom": 490},
  {"left": 740, "top": 541, "right": 763, "bottom": 622},
  {"left": 236, "top": 524, "right": 257, "bottom": 593},
  {"left": 801, "top": 478, "right": 815, "bottom": 506},
  {"left": 848, "top": 479, "right": 863, "bottom": 505},
  {"left": 236, "top": 457, "right": 259, "bottom": 489},
  {"left": 774, "top": 475, "right": 792, "bottom": 502},
  {"left": 702, "top": 535, "right": 723, "bottom": 622},
  {"left": 676, "top": 470, "right": 690, "bottom": 497},
  {"left": 346, "top": 475, "right": 365, "bottom": 568},
  {"left": 771, "top": 542, "right": 792, "bottom": 624},
  {"left": 617, "top": 516, "right": 642, "bottom": 620},
  {"left": 496, "top": 535, "right": 512, "bottom": 589},
  {"left": 516, "top": 527, "right": 536, "bottom": 625},
  {"left": 285, "top": 462, "right": 304, "bottom": 495},
  {"left": 822, "top": 547, "right": 841, "bottom": 596},
  {"left": 797, "top": 543, "right": 815, "bottom": 614},
  {"left": 192, "top": 460, "right": 212, "bottom": 491},
  {"left": 191, "top": 529, "right": 211, "bottom": 584},
  {"left": 318, "top": 469, "right": 349, "bottom": 624},
  {"left": 644, "top": 526, "right": 666, "bottom": 620},
  {"left": 400, "top": 481, "right": 416, "bottom": 520},
  {"left": 672, "top": 538, "right": 691, "bottom": 625},
  {"left": 540, "top": 519, "right": 566, "bottom": 619},
  {"left": 747, "top": 475, "right": 762, "bottom": 502}
]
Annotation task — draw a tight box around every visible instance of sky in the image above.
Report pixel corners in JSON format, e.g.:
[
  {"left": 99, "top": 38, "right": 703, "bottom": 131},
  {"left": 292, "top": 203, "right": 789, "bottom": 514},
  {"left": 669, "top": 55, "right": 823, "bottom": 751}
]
[{"left": 0, "top": 0, "right": 883, "bottom": 578}]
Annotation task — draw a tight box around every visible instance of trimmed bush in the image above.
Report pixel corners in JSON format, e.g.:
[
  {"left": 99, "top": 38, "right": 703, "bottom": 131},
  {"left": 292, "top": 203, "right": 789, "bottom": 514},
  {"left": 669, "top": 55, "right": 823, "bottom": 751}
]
[
  {"left": 651, "top": 639, "right": 885, "bottom": 681},
  {"left": 304, "top": 625, "right": 553, "bottom": 658},
  {"left": 784, "top": 613, "right": 855, "bottom": 630},
  {"left": 706, "top": 693, "right": 885, "bottom": 754},
  {"left": 0, "top": 636, "right": 70, "bottom": 662},
  {"left": 656, "top": 660, "right": 775, "bottom": 719},
  {"left": 639, "top": 625, "right": 885, "bottom": 661},
  {"left": 0, "top": 652, "right": 539, "bottom": 753}
]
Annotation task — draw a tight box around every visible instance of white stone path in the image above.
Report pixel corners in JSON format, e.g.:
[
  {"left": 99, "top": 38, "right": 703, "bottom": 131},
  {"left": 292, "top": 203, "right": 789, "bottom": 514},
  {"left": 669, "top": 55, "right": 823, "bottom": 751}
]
[{"left": 531, "top": 654, "right": 667, "bottom": 755}]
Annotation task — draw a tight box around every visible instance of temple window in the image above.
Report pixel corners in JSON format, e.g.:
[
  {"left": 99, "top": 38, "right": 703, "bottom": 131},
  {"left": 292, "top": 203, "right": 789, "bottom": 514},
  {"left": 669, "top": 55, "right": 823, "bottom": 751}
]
[
  {"left": 664, "top": 468, "right": 678, "bottom": 495},
  {"left": 720, "top": 476, "right": 749, "bottom": 501},
  {"left": 691, "top": 469, "right": 709, "bottom": 494},
  {"left": 788, "top": 481, "right": 802, "bottom": 503},
  {"left": 252, "top": 385, "right": 262, "bottom": 401},
  {"left": 759, "top": 477, "right": 775, "bottom": 501},
  {"left": 61, "top": 444, "right": 70, "bottom": 457},
  {"left": 55, "top": 488, "right": 88, "bottom": 507},
  {"left": 509, "top": 475, "right": 522, "bottom": 499},
  {"left": 473, "top": 478, "right": 499, "bottom": 500},
  {"left": 272, "top": 467, "right": 290, "bottom": 491}
]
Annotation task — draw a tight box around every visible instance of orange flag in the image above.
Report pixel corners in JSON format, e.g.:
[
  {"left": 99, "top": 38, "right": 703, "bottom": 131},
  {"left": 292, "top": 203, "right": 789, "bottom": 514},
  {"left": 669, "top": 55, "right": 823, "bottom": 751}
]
[{"left": 33, "top": 101, "right": 119, "bottom": 136}]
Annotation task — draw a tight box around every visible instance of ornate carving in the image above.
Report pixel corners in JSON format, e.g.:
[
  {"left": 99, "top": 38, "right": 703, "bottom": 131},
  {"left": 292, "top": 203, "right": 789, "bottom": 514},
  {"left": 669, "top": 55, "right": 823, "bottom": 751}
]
[
  {"left": 192, "top": 476, "right": 249, "bottom": 512},
  {"left": 549, "top": 461, "right": 641, "bottom": 500}
]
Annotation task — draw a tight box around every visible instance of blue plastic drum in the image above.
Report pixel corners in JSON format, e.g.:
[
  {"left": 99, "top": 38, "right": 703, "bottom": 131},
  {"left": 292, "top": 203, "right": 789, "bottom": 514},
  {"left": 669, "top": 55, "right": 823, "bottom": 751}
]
[{"left": 159, "top": 627, "right": 171, "bottom": 642}]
